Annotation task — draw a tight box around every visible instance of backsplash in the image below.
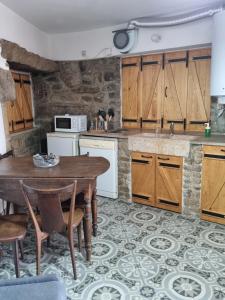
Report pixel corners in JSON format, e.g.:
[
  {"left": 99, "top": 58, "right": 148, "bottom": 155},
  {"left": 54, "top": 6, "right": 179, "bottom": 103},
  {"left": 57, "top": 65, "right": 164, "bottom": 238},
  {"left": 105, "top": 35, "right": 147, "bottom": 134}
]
[{"left": 32, "top": 57, "right": 121, "bottom": 137}]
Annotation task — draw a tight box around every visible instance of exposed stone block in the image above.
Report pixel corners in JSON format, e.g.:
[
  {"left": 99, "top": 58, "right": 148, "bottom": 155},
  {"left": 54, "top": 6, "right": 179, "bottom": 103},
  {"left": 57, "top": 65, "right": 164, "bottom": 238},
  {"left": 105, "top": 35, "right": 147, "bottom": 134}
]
[
  {"left": 0, "top": 39, "right": 58, "bottom": 73},
  {"left": 0, "top": 69, "right": 16, "bottom": 102}
]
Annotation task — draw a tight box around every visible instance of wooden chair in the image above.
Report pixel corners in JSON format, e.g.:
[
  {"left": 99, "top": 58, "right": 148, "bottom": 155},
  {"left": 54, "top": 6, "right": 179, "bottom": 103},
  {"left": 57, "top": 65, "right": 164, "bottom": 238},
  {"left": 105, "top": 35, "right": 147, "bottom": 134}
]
[
  {"left": 0, "top": 214, "right": 28, "bottom": 277},
  {"left": 0, "top": 150, "right": 14, "bottom": 215},
  {"left": 20, "top": 179, "right": 85, "bottom": 280}
]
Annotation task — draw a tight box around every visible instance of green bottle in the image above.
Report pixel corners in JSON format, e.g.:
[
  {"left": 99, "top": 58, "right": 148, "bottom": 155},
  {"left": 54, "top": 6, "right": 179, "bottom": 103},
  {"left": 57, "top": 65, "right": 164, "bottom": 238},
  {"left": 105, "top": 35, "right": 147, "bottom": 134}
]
[{"left": 204, "top": 122, "right": 211, "bottom": 137}]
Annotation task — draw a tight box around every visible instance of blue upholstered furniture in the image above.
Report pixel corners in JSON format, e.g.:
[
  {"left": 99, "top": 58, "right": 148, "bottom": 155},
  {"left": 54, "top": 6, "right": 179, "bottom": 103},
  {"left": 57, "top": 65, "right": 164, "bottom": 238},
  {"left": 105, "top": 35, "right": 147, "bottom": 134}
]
[{"left": 0, "top": 274, "right": 66, "bottom": 300}]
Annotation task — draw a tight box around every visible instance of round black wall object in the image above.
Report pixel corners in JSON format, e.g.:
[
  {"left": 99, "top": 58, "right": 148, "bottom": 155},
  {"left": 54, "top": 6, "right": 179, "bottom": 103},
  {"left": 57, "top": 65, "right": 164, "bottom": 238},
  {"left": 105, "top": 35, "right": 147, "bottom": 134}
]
[{"left": 113, "top": 30, "right": 130, "bottom": 50}]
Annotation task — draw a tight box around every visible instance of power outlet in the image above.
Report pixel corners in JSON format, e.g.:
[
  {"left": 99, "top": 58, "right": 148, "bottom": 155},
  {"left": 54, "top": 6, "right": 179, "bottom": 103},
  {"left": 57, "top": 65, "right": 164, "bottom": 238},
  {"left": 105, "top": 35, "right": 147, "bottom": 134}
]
[{"left": 81, "top": 50, "right": 87, "bottom": 57}]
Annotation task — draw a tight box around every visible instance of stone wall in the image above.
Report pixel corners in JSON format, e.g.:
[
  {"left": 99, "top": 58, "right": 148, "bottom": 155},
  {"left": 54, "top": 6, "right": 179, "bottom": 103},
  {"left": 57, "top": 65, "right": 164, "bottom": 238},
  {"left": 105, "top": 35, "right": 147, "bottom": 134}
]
[
  {"left": 32, "top": 57, "right": 121, "bottom": 138},
  {"left": 182, "top": 144, "right": 203, "bottom": 216},
  {"left": 118, "top": 139, "right": 131, "bottom": 201},
  {"left": 10, "top": 127, "right": 41, "bottom": 157}
]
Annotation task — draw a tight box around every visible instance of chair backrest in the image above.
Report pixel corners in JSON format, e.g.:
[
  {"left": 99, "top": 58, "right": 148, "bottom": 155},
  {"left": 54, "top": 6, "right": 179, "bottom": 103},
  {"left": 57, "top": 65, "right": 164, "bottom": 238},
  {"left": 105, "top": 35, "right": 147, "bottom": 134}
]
[{"left": 20, "top": 179, "right": 77, "bottom": 235}]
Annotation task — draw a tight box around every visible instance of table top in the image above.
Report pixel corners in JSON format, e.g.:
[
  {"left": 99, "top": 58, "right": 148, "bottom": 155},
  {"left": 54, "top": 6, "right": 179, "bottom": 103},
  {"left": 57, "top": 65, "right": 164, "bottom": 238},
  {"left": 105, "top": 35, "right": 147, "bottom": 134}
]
[{"left": 0, "top": 156, "right": 110, "bottom": 179}]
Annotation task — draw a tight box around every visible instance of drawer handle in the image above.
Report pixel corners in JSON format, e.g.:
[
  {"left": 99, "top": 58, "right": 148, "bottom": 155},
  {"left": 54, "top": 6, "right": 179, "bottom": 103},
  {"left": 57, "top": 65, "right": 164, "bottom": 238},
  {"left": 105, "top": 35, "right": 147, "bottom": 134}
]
[
  {"left": 132, "top": 193, "right": 150, "bottom": 200},
  {"left": 159, "top": 163, "right": 180, "bottom": 169},
  {"left": 141, "top": 155, "right": 152, "bottom": 159},
  {"left": 221, "top": 149, "right": 225, "bottom": 152},
  {"left": 204, "top": 154, "right": 225, "bottom": 160},
  {"left": 158, "top": 157, "right": 170, "bottom": 161},
  {"left": 202, "top": 210, "right": 225, "bottom": 219},
  {"left": 159, "top": 199, "right": 179, "bottom": 206},
  {"left": 132, "top": 159, "right": 149, "bottom": 164}
]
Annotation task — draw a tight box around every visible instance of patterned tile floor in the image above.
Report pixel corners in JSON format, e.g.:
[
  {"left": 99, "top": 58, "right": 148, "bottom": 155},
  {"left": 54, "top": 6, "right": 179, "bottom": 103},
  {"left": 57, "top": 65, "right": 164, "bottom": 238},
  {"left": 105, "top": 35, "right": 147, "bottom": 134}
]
[{"left": 1, "top": 197, "right": 225, "bottom": 299}]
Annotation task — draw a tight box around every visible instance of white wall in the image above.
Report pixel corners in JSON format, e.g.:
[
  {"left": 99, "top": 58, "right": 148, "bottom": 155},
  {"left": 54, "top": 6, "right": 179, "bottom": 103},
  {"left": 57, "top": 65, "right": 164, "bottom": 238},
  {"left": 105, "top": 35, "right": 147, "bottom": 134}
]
[
  {"left": 49, "top": 17, "right": 212, "bottom": 61},
  {"left": 0, "top": 3, "right": 50, "bottom": 58},
  {"left": 0, "top": 2, "right": 214, "bottom": 61},
  {"left": 0, "top": 46, "right": 8, "bottom": 155}
]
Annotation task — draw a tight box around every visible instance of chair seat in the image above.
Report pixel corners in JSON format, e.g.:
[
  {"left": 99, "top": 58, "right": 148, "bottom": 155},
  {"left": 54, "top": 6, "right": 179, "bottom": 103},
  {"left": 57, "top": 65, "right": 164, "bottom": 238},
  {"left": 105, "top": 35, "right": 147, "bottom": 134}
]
[
  {"left": 63, "top": 208, "right": 84, "bottom": 227},
  {"left": 0, "top": 214, "right": 28, "bottom": 242},
  {"left": 36, "top": 208, "right": 84, "bottom": 230}
]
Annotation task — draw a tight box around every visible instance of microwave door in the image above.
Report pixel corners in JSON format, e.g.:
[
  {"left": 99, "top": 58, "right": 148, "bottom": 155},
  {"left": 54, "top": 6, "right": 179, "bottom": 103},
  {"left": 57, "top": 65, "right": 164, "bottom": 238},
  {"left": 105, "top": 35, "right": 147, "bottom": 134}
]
[{"left": 56, "top": 118, "right": 71, "bottom": 129}]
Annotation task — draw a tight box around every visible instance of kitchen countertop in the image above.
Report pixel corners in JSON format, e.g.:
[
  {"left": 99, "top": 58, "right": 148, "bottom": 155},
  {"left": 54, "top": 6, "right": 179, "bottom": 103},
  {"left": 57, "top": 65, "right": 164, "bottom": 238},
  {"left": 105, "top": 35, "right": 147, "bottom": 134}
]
[
  {"left": 81, "top": 129, "right": 225, "bottom": 146},
  {"left": 81, "top": 129, "right": 144, "bottom": 139}
]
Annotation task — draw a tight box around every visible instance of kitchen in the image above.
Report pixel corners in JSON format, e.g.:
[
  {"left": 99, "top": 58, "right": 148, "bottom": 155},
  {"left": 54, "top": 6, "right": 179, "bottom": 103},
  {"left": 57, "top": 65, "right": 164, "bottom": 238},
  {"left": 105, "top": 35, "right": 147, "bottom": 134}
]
[{"left": 1, "top": 0, "right": 225, "bottom": 299}]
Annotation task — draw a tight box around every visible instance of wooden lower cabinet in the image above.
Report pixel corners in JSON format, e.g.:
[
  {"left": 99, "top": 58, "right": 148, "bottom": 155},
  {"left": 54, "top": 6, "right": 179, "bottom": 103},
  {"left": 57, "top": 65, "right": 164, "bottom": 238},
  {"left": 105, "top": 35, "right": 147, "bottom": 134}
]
[
  {"left": 131, "top": 152, "right": 155, "bottom": 206},
  {"left": 201, "top": 146, "right": 225, "bottom": 225},
  {"left": 155, "top": 155, "right": 183, "bottom": 213},
  {"left": 131, "top": 152, "right": 183, "bottom": 212}
]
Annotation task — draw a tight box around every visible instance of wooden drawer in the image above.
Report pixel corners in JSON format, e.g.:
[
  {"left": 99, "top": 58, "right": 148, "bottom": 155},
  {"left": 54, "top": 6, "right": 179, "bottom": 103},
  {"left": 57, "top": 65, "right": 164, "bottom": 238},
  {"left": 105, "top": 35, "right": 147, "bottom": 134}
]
[
  {"left": 156, "top": 154, "right": 183, "bottom": 167},
  {"left": 132, "top": 152, "right": 155, "bottom": 162},
  {"left": 203, "top": 145, "right": 225, "bottom": 157}
]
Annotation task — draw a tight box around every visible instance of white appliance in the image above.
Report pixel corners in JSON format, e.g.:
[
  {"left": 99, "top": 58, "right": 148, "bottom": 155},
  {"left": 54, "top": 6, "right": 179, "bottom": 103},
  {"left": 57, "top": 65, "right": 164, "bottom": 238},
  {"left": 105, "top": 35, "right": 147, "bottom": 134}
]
[
  {"left": 211, "top": 10, "right": 225, "bottom": 103},
  {"left": 79, "top": 137, "right": 118, "bottom": 199},
  {"left": 54, "top": 115, "right": 87, "bottom": 133},
  {"left": 47, "top": 132, "right": 79, "bottom": 156}
]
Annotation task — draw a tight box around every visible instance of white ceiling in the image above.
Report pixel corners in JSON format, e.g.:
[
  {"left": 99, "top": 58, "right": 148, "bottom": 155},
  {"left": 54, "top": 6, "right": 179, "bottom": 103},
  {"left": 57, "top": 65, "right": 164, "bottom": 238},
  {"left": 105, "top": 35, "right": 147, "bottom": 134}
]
[{"left": 0, "top": 0, "right": 224, "bottom": 34}]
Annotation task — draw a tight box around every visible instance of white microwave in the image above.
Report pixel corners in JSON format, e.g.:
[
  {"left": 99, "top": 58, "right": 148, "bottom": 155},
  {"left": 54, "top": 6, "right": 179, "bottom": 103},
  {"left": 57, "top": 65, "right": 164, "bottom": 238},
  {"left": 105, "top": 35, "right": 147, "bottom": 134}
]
[{"left": 54, "top": 115, "right": 87, "bottom": 132}]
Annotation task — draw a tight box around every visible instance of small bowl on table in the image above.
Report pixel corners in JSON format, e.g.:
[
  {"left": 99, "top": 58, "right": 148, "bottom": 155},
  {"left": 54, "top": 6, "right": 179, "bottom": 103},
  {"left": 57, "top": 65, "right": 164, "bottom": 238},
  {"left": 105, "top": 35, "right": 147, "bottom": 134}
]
[{"left": 33, "top": 153, "right": 60, "bottom": 168}]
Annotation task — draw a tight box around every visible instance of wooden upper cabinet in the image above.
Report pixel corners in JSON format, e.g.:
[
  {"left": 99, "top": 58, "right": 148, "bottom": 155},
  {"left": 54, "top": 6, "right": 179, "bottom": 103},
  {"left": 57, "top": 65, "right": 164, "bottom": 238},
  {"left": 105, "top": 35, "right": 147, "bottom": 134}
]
[
  {"left": 201, "top": 146, "right": 225, "bottom": 225},
  {"left": 163, "top": 51, "right": 188, "bottom": 131},
  {"left": 7, "top": 72, "right": 33, "bottom": 133},
  {"left": 121, "top": 48, "right": 211, "bottom": 132},
  {"left": 186, "top": 48, "right": 211, "bottom": 131},
  {"left": 141, "top": 54, "right": 164, "bottom": 129},
  {"left": 122, "top": 57, "right": 140, "bottom": 128}
]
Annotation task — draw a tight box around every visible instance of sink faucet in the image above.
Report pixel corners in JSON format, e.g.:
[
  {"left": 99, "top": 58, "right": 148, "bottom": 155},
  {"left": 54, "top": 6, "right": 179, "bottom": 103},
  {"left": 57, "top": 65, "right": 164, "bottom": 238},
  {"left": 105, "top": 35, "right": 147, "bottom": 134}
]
[{"left": 170, "top": 122, "right": 174, "bottom": 135}]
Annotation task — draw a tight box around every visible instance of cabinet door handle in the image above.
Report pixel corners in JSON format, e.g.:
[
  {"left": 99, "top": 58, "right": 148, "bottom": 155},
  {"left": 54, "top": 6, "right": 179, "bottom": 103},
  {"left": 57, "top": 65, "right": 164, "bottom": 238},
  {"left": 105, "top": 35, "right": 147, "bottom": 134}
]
[
  {"left": 132, "top": 193, "right": 150, "bottom": 200},
  {"left": 132, "top": 159, "right": 149, "bottom": 164},
  {"left": 141, "top": 155, "right": 152, "bottom": 159},
  {"left": 165, "top": 86, "right": 168, "bottom": 98},
  {"left": 159, "top": 163, "right": 180, "bottom": 169},
  {"left": 158, "top": 157, "right": 170, "bottom": 161}
]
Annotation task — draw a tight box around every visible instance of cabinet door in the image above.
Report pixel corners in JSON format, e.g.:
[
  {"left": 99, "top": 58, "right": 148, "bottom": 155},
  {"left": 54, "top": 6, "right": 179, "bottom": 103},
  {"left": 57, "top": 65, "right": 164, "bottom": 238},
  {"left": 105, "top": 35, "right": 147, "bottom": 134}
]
[
  {"left": 20, "top": 74, "right": 33, "bottom": 129},
  {"left": 186, "top": 49, "right": 211, "bottom": 132},
  {"left": 163, "top": 51, "right": 188, "bottom": 131},
  {"left": 156, "top": 155, "right": 183, "bottom": 212},
  {"left": 7, "top": 72, "right": 33, "bottom": 133},
  {"left": 122, "top": 57, "right": 140, "bottom": 128},
  {"left": 7, "top": 72, "right": 24, "bottom": 132},
  {"left": 141, "top": 54, "right": 164, "bottom": 129},
  {"left": 201, "top": 146, "right": 225, "bottom": 224},
  {"left": 131, "top": 152, "right": 155, "bottom": 206}
]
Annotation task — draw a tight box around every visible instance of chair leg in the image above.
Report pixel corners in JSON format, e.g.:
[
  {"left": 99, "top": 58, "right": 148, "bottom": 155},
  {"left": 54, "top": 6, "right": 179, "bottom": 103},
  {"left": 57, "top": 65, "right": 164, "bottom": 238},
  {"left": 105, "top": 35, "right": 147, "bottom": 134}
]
[
  {"left": 68, "top": 230, "right": 77, "bottom": 280},
  {"left": 6, "top": 202, "right": 11, "bottom": 215},
  {"left": 18, "top": 240, "right": 24, "bottom": 260},
  {"left": 36, "top": 239, "right": 42, "bottom": 276},
  {"left": 12, "top": 240, "right": 20, "bottom": 278},
  {"left": 91, "top": 189, "right": 98, "bottom": 237},
  {"left": 47, "top": 236, "right": 51, "bottom": 248},
  {"left": 77, "top": 223, "right": 82, "bottom": 253}
]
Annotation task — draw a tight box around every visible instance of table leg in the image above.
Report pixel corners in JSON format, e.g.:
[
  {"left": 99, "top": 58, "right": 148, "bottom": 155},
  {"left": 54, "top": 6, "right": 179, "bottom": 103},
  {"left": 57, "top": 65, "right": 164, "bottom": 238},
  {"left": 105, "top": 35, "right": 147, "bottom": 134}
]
[
  {"left": 91, "top": 188, "right": 97, "bottom": 237},
  {"left": 83, "top": 185, "right": 92, "bottom": 262}
]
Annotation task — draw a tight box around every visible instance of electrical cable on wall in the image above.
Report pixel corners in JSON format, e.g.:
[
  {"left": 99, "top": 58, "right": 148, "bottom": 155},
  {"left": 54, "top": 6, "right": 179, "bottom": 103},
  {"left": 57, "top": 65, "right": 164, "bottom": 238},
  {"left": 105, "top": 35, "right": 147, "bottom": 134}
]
[{"left": 128, "top": 7, "right": 222, "bottom": 29}]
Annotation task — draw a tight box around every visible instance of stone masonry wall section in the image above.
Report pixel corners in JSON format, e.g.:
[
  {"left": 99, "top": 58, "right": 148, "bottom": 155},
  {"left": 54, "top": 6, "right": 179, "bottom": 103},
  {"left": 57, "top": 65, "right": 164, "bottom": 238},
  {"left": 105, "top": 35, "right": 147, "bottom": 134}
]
[
  {"left": 32, "top": 57, "right": 121, "bottom": 139},
  {"left": 118, "top": 139, "right": 131, "bottom": 202},
  {"left": 182, "top": 144, "right": 203, "bottom": 217},
  {"left": 10, "top": 128, "right": 41, "bottom": 157}
]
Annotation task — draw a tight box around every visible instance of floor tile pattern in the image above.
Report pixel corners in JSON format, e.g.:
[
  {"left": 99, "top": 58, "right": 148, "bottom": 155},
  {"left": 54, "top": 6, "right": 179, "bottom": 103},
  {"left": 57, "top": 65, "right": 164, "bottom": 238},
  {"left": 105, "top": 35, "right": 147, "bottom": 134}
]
[{"left": 1, "top": 197, "right": 225, "bottom": 299}]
